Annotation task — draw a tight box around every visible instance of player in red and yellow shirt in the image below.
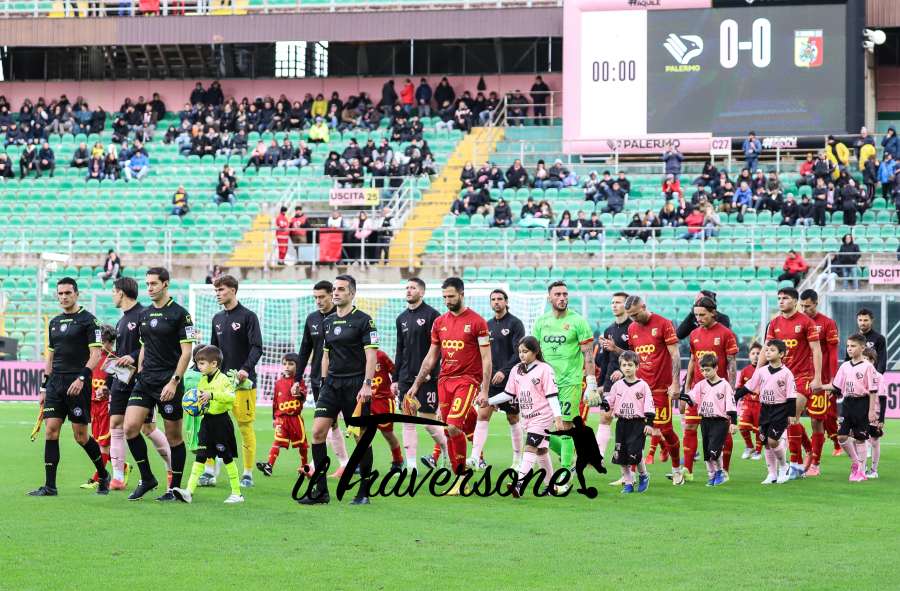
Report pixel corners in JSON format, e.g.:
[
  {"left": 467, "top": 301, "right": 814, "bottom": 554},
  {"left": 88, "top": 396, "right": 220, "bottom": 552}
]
[
  {"left": 683, "top": 298, "right": 739, "bottom": 480},
  {"left": 406, "top": 277, "right": 492, "bottom": 483},
  {"left": 370, "top": 349, "right": 404, "bottom": 471},
  {"left": 763, "top": 287, "right": 822, "bottom": 479},
  {"left": 800, "top": 289, "right": 840, "bottom": 475},
  {"left": 625, "top": 295, "right": 684, "bottom": 484},
  {"left": 737, "top": 342, "right": 764, "bottom": 459},
  {"left": 257, "top": 353, "right": 309, "bottom": 477},
  {"left": 82, "top": 325, "right": 116, "bottom": 488}
]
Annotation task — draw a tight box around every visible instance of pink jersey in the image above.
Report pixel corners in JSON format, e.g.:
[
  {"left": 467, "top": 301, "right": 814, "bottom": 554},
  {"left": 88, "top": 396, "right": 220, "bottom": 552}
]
[
  {"left": 832, "top": 359, "right": 876, "bottom": 399},
  {"left": 687, "top": 378, "right": 737, "bottom": 419},
  {"left": 744, "top": 365, "right": 797, "bottom": 406},
  {"left": 505, "top": 361, "right": 558, "bottom": 421},
  {"left": 605, "top": 378, "right": 655, "bottom": 419},
  {"left": 874, "top": 370, "right": 886, "bottom": 398}
]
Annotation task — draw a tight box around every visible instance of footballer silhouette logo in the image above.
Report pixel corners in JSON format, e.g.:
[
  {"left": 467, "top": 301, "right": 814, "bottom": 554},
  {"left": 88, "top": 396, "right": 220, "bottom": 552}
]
[{"left": 664, "top": 34, "right": 703, "bottom": 65}]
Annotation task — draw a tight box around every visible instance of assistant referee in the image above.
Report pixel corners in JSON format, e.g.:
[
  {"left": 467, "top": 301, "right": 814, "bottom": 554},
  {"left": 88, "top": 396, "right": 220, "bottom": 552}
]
[
  {"left": 299, "top": 275, "right": 378, "bottom": 506},
  {"left": 28, "top": 278, "right": 108, "bottom": 496}
]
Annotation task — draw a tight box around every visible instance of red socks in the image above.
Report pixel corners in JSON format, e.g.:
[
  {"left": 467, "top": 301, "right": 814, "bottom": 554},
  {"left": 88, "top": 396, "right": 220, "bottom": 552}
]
[
  {"left": 661, "top": 427, "right": 681, "bottom": 468},
  {"left": 391, "top": 444, "right": 402, "bottom": 463},
  {"left": 648, "top": 434, "right": 660, "bottom": 457},
  {"left": 446, "top": 432, "right": 467, "bottom": 474},
  {"left": 723, "top": 433, "right": 733, "bottom": 471},
  {"left": 740, "top": 427, "right": 754, "bottom": 449},
  {"left": 268, "top": 445, "right": 280, "bottom": 466},
  {"left": 810, "top": 432, "right": 825, "bottom": 465},
  {"left": 683, "top": 429, "right": 698, "bottom": 473},
  {"left": 787, "top": 423, "right": 806, "bottom": 464}
]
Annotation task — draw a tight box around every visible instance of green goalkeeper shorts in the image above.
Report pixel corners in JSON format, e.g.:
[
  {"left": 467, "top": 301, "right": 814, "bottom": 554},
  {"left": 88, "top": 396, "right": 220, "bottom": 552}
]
[{"left": 557, "top": 384, "right": 581, "bottom": 422}]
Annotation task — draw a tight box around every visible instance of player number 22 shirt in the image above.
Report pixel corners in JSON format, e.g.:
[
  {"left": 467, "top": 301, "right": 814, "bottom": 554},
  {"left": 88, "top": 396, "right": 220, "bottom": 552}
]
[{"left": 431, "top": 308, "right": 489, "bottom": 383}]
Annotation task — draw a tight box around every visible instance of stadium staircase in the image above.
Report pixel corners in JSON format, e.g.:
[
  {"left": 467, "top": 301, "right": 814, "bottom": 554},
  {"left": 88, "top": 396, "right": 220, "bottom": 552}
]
[{"left": 226, "top": 213, "right": 271, "bottom": 267}]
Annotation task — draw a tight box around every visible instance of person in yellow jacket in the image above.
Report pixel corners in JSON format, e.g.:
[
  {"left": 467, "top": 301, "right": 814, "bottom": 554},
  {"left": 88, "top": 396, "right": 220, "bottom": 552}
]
[
  {"left": 825, "top": 135, "right": 850, "bottom": 181},
  {"left": 308, "top": 117, "right": 330, "bottom": 144},
  {"left": 173, "top": 345, "right": 244, "bottom": 504}
]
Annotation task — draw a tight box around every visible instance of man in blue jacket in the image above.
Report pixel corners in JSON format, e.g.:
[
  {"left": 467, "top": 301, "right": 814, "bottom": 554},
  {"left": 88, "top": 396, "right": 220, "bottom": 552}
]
[
  {"left": 415, "top": 78, "right": 433, "bottom": 118},
  {"left": 742, "top": 131, "right": 762, "bottom": 173}
]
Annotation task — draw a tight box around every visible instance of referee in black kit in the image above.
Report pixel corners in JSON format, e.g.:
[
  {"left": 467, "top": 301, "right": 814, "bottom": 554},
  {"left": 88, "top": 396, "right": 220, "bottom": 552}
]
[
  {"left": 28, "top": 278, "right": 109, "bottom": 496},
  {"left": 124, "top": 267, "right": 196, "bottom": 502},
  {"left": 300, "top": 275, "right": 378, "bottom": 506}
]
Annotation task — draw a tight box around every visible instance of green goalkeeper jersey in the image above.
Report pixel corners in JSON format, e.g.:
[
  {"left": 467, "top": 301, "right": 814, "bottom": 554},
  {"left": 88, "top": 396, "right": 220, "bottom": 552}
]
[{"left": 532, "top": 308, "right": 593, "bottom": 388}]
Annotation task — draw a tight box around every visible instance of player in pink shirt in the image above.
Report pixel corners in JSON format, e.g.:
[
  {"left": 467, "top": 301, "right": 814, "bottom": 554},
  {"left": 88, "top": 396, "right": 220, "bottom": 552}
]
[
  {"left": 862, "top": 347, "right": 885, "bottom": 479},
  {"left": 680, "top": 354, "right": 738, "bottom": 487},
  {"left": 604, "top": 351, "right": 655, "bottom": 494},
  {"left": 489, "top": 336, "right": 563, "bottom": 497},
  {"left": 821, "top": 334, "right": 879, "bottom": 482},
  {"left": 735, "top": 340, "right": 796, "bottom": 485}
]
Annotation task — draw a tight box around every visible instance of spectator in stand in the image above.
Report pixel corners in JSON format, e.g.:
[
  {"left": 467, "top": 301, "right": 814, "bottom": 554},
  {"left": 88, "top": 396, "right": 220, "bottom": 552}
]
[
  {"left": 18, "top": 143, "right": 38, "bottom": 179},
  {"left": 584, "top": 212, "right": 603, "bottom": 241},
  {"left": 416, "top": 78, "right": 432, "bottom": 117},
  {"left": 325, "top": 209, "right": 344, "bottom": 231},
  {"left": 674, "top": 193, "right": 693, "bottom": 225},
  {"left": 833, "top": 234, "right": 861, "bottom": 290},
  {"left": 399, "top": 79, "right": 415, "bottom": 114},
  {"left": 603, "top": 181, "right": 626, "bottom": 214},
  {"left": 98, "top": 250, "right": 122, "bottom": 284},
  {"left": 862, "top": 154, "right": 878, "bottom": 204},
  {"left": 554, "top": 210, "right": 575, "bottom": 241},
  {"left": 881, "top": 126, "right": 899, "bottom": 159},
  {"left": 730, "top": 180, "right": 752, "bottom": 222},
  {"left": 451, "top": 193, "right": 474, "bottom": 216},
  {"left": 215, "top": 177, "right": 236, "bottom": 206},
  {"left": 0, "top": 153, "right": 14, "bottom": 180},
  {"left": 797, "top": 194, "right": 814, "bottom": 226},
  {"left": 854, "top": 126, "right": 876, "bottom": 161},
  {"left": 543, "top": 159, "right": 569, "bottom": 190},
  {"left": 190, "top": 82, "right": 206, "bottom": 106},
  {"left": 70, "top": 142, "right": 90, "bottom": 168},
  {"left": 693, "top": 160, "right": 718, "bottom": 188},
  {"left": 378, "top": 80, "right": 398, "bottom": 117},
  {"left": 714, "top": 177, "right": 735, "bottom": 207},
  {"left": 583, "top": 171, "right": 603, "bottom": 203},
  {"left": 520, "top": 196, "right": 539, "bottom": 218},
  {"left": 36, "top": 141, "right": 56, "bottom": 178},
  {"left": 796, "top": 152, "right": 815, "bottom": 187},
  {"left": 104, "top": 151, "right": 121, "bottom": 181},
  {"left": 274, "top": 206, "right": 290, "bottom": 265},
  {"left": 171, "top": 185, "right": 189, "bottom": 217},
  {"left": 641, "top": 209, "right": 661, "bottom": 242},
  {"left": 812, "top": 176, "right": 828, "bottom": 226},
  {"left": 893, "top": 172, "right": 900, "bottom": 221},
  {"left": 123, "top": 149, "right": 149, "bottom": 182},
  {"left": 780, "top": 194, "right": 799, "bottom": 226},
  {"left": 506, "top": 90, "right": 529, "bottom": 126},
  {"left": 530, "top": 75, "right": 551, "bottom": 125},
  {"left": 616, "top": 171, "right": 631, "bottom": 196},
  {"left": 492, "top": 198, "right": 512, "bottom": 228},
  {"left": 662, "top": 146, "right": 683, "bottom": 179},
  {"left": 506, "top": 159, "right": 529, "bottom": 189},
  {"left": 571, "top": 210, "right": 589, "bottom": 240},
  {"left": 453, "top": 101, "right": 472, "bottom": 132},
  {"left": 479, "top": 91, "right": 501, "bottom": 126},
  {"left": 622, "top": 213, "right": 647, "bottom": 243},
  {"left": 308, "top": 117, "right": 330, "bottom": 144},
  {"left": 433, "top": 77, "right": 455, "bottom": 111},
  {"left": 659, "top": 201, "right": 678, "bottom": 227},
  {"left": 536, "top": 200, "right": 554, "bottom": 225},
  {"left": 742, "top": 131, "right": 761, "bottom": 172},
  {"left": 778, "top": 250, "right": 809, "bottom": 287},
  {"left": 702, "top": 203, "right": 721, "bottom": 239},
  {"left": 878, "top": 152, "right": 896, "bottom": 203},
  {"left": 351, "top": 212, "right": 376, "bottom": 262},
  {"left": 48, "top": 105, "right": 75, "bottom": 137},
  {"left": 680, "top": 208, "right": 705, "bottom": 240},
  {"left": 826, "top": 135, "right": 851, "bottom": 178},
  {"left": 662, "top": 173, "right": 681, "bottom": 200},
  {"left": 85, "top": 156, "right": 104, "bottom": 183}
]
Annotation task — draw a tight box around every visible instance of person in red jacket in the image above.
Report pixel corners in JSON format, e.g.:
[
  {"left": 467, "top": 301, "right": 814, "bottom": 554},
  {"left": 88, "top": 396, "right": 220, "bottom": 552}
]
[
  {"left": 662, "top": 173, "right": 682, "bottom": 200},
  {"left": 680, "top": 209, "right": 706, "bottom": 240},
  {"left": 400, "top": 79, "right": 415, "bottom": 114},
  {"left": 274, "top": 206, "right": 290, "bottom": 265},
  {"left": 778, "top": 249, "right": 809, "bottom": 287}
]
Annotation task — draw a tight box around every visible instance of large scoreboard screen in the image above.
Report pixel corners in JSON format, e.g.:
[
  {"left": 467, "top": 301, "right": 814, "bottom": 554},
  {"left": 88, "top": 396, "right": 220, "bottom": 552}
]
[{"left": 562, "top": 0, "right": 864, "bottom": 153}]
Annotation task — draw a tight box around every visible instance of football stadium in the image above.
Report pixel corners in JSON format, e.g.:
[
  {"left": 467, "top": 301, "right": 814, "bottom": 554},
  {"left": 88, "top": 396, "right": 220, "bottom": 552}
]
[{"left": 2, "top": 0, "right": 900, "bottom": 588}]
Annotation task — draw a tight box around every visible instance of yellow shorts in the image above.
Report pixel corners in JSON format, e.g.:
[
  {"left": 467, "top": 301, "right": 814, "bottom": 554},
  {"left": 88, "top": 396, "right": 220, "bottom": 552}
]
[{"left": 232, "top": 388, "right": 257, "bottom": 423}]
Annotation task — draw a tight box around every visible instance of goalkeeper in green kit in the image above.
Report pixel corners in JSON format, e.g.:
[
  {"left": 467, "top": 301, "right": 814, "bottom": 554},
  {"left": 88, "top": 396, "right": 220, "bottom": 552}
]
[{"left": 532, "top": 281, "right": 598, "bottom": 489}]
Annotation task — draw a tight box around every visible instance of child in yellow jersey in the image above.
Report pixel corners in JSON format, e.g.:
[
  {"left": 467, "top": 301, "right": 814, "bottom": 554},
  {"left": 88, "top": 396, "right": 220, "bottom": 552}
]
[{"left": 172, "top": 345, "right": 243, "bottom": 504}]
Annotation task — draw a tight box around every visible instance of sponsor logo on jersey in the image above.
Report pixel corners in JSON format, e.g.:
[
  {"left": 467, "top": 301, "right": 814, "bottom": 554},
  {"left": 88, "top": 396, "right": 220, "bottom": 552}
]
[
  {"left": 634, "top": 344, "right": 656, "bottom": 355},
  {"left": 442, "top": 340, "right": 465, "bottom": 351},
  {"left": 783, "top": 339, "right": 798, "bottom": 348},
  {"left": 543, "top": 335, "right": 567, "bottom": 344},
  {"left": 278, "top": 398, "right": 302, "bottom": 413}
]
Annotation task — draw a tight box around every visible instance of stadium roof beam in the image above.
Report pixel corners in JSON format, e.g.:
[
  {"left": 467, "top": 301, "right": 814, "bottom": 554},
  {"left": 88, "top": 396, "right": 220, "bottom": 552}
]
[{"left": 155, "top": 45, "right": 172, "bottom": 78}]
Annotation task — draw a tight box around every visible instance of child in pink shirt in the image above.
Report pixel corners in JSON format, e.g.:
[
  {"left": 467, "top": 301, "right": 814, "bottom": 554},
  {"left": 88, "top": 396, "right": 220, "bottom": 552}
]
[
  {"left": 681, "top": 353, "right": 737, "bottom": 487},
  {"left": 604, "top": 351, "right": 655, "bottom": 494},
  {"left": 735, "top": 339, "right": 796, "bottom": 485},
  {"left": 489, "top": 336, "right": 563, "bottom": 497}
]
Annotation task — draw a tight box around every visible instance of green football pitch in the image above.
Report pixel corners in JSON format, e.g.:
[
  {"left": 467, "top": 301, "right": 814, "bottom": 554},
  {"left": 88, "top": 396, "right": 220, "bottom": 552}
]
[{"left": 2, "top": 403, "right": 897, "bottom": 591}]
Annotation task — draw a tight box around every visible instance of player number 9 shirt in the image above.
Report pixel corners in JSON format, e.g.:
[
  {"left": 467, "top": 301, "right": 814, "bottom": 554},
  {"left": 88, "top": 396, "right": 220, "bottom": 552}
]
[
  {"left": 627, "top": 313, "right": 678, "bottom": 392},
  {"left": 431, "top": 308, "right": 489, "bottom": 383}
]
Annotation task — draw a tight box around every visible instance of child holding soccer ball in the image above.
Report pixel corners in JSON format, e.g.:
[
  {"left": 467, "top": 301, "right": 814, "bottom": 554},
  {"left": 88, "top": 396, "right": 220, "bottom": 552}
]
[
  {"left": 257, "top": 353, "right": 310, "bottom": 478},
  {"left": 605, "top": 351, "right": 655, "bottom": 494},
  {"left": 173, "top": 345, "right": 243, "bottom": 504}
]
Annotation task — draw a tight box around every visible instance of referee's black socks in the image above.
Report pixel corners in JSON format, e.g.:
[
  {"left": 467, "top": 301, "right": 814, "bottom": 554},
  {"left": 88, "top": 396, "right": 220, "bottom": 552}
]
[
  {"left": 312, "top": 442, "right": 329, "bottom": 496},
  {"left": 170, "top": 443, "right": 186, "bottom": 488},
  {"left": 127, "top": 435, "right": 155, "bottom": 482},
  {"left": 80, "top": 437, "right": 108, "bottom": 480},
  {"left": 44, "top": 439, "right": 60, "bottom": 489},
  {"left": 359, "top": 446, "right": 373, "bottom": 498}
]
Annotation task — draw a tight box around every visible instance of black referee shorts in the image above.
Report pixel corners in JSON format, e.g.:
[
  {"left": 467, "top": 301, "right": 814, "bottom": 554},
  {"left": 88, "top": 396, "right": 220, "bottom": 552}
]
[
  {"left": 838, "top": 396, "right": 870, "bottom": 441},
  {"left": 127, "top": 374, "right": 184, "bottom": 422},
  {"left": 759, "top": 402, "right": 790, "bottom": 442},
  {"left": 43, "top": 372, "right": 90, "bottom": 424},
  {"left": 700, "top": 417, "right": 729, "bottom": 461},
  {"left": 197, "top": 412, "right": 238, "bottom": 462},
  {"left": 401, "top": 380, "right": 439, "bottom": 415},
  {"left": 316, "top": 375, "right": 369, "bottom": 422},
  {"left": 612, "top": 418, "right": 646, "bottom": 466},
  {"left": 110, "top": 379, "right": 156, "bottom": 424},
  {"left": 490, "top": 384, "right": 520, "bottom": 416}
]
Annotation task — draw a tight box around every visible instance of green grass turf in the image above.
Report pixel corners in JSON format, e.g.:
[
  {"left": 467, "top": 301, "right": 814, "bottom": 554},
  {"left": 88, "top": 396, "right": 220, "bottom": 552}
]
[{"left": 1, "top": 402, "right": 898, "bottom": 591}]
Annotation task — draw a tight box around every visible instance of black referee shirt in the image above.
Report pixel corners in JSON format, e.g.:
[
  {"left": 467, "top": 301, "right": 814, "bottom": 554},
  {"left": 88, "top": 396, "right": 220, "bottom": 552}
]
[
  {"left": 488, "top": 312, "right": 525, "bottom": 386},
  {"left": 115, "top": 302, "right": 144, "bottom": 362},
  {"left": 297, "top": 307, "right": 334, "bottom": 383},
  {"left": 323, "top": 307, "right": 378, "bottom": 378},
  {"left": 394, "top": 302, "right": 440, "bottom": 385},
  {"left": 211, "top": 302, "right": 263, "bottom": 386},
  {"left": 595, "top": 317, "right": 633, "bottom": 391},
  {"left": 139, "top": 298, "right": 195, "bottom": 380},
  {"left": 48, "top": 307, "right": 102, "bottom": 374}
]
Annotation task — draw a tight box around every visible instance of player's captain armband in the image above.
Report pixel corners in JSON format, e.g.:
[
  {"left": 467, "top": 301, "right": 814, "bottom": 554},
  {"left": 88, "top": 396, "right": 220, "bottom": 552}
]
[{"left": 478, "top": 336, "right": 490, "bottom": 347}]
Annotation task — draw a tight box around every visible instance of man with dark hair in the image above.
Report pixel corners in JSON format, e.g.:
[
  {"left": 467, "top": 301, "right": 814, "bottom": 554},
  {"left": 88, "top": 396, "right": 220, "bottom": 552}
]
[
  {"left": 853, "top": 308, "right": 886, "bottom": 374},
  {"left": 125, "top": 267, "right": 196, "bottom": 501},
  {"left": 406, "top": 277, "right": 491, "bottom": 491},
  {"left": 799, "top": 289, "right": 840, "bottom": 474},
  {"left": 28, "top": 278, "right": 108, "bottom": 497},
  {"left": 468, "top": 288, "right": 525, "bottom": 470},
  {"left": 200, "top": 275, "right": 263, "bottom": 489},
  {"left": 676, "top": 290, "right": 731, "bottom": 340},
  {"left": 763, "top": 286, "right": 822, "bottom": 480},
  {"left": 293, "top": 280, "right": 349, "bottom": 476},
  {"left": 393, "top": 278, "right": 444, "bottom": 470},
  {"left": 300, "top": 275, "right": 379, "bottom": 506}
]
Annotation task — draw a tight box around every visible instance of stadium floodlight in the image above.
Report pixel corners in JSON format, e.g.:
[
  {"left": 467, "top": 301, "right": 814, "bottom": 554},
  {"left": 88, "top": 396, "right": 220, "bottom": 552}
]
[
  {"left": 863, "top": 29, "right": 886, "bottom": 53},
  {"left": 40, "top": 252, "right": 70, "bottom": 264}
]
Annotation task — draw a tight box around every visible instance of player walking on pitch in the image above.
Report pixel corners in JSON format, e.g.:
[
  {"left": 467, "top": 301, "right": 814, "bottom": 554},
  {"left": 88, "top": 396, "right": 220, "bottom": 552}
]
[
  {"left": 406, "top": 277, "right": 492, "bottom": 487},
  {"left": 532, "top": 281, "right": 597, "bottom": 483},
  {"left": 624, "top": 295, "right": 684, "bottom": 484},
  {"left": 293, "top": 281, "right": 351, "bottom": 477},
  {"left": 198, "top": 275, "right": 263, "bottom": 489},
  {"left": 28, "top": 278, "right": 109, "bottom": 496},
  {"left": 124, "top": 267, "right": 195, "bottom": 501},
  {"left": 392, "top": 278, "right": 445, "bottom": 470},
  {"left": 299, "top": 275, "right": 379, "bottom": 506},
  {"left": 468, "top": 289, "right": 525, "bottom": 470}
]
